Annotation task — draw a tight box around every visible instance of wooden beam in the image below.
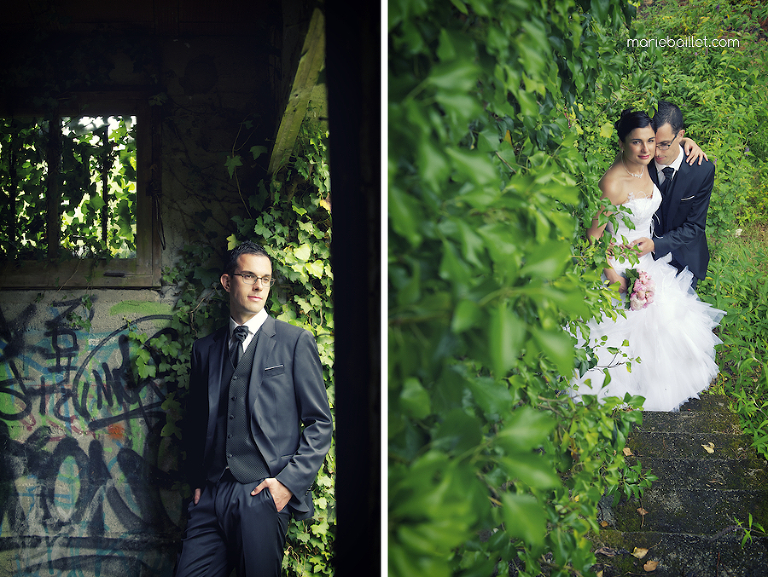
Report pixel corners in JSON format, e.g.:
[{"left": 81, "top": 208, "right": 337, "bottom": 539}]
[{"left": 268, "top": 7, "right": 325, "bottom": 175}]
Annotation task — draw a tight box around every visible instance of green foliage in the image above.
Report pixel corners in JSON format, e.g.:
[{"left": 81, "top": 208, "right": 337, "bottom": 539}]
[
  {"left": 0, "top": 115, "right": 137, "bottom": 259},
  {"left": 634, "top": 0, "right": 768, "bottom": 233},
  {"left": 129, "top": 112, "right": 334, "bottom": 576},
  {"left": 389, "top": 0, "right": 653, "bottom": 575},
  {"left": 618, "top": 459, "right": 657, "bottom": 502},
  {"left": 700, "top": 228, "right": 768, "bottom": 460},
  {"left": 64, "top": 293, "right": 95, "bottom": 331},
  {"left": 736, "top": 513, "right": 768, "bottom": 548}
]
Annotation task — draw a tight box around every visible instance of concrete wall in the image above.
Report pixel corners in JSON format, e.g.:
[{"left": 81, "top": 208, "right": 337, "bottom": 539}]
[
  {"left": 0, "top": 290, "right": 180, "bottom": 575},
  {"left": 0, "top": 11, "right": 292, "bottom": 575}
]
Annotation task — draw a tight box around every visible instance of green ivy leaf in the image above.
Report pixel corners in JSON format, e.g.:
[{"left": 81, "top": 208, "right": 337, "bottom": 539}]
[
  {"left": 400, "top": 378, "right": 431, "bottom": 420},
  {"left": 250, "top": 145, "right": 268, "bottom": 160},
  {"left": 489, "top": 301, "right": 525, "bottom": 376},
  {"left": 501, "top": 493, "right": 547, "bottom": 546},
  {"left": 497, "top": 454, "right": 562, "bottom": 489},
  {"left": 495, "top": 407, "right": 556, "bottom": 452},
  {"left": 294, "top": 244, "right": 312, "bottom": 261},
  {"left": 225, "top": 155, "right": 243, "bottom": 178},
  {"left": 307, "top": 260, "right": 324, "bottom": 278}
]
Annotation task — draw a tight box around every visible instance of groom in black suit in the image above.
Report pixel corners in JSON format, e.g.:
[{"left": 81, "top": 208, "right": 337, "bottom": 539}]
[
  {"left": 633, "top": 100, "right": 715, "bottom": 289},
  {"left": 176, "top": 241, "right": 333, "bottom": 577}
]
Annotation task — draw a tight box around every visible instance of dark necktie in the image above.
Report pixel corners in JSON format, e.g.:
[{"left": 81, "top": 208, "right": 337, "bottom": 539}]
[
  {"left": 230, "top": 325, "right": 249, "bottom": 366},
  {"left": 660, "top": 166, "right": 675, "bottom": 194}
]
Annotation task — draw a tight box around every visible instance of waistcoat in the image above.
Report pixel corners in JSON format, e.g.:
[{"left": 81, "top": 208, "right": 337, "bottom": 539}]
[{"left": 206, "top": 330, "right": 269, "bottom": 483}]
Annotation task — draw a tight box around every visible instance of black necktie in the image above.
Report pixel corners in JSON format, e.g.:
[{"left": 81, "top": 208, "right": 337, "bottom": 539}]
[
  {"left": 230, "top": 326, "right": 249, "bottom": 366},
  {"left": 660, "top": 166, "right": 675, "bottom": 194}
]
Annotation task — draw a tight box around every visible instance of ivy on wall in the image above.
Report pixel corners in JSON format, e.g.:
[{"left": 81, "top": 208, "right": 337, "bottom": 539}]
[{"left": 132, "top": 112, "right": 334, "bottom": 577}]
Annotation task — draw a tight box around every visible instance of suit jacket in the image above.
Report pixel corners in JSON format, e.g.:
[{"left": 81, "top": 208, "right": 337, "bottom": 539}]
[
  {"left": 650, "top": 152, "right": 715, "bottom": 281},
  {"left": 182, "top": 315, "right": 333, "bottom": 520}
]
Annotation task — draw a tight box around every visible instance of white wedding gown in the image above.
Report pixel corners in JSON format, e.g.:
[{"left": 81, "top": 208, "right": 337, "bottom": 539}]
[{"left": 570, "top": 185, "right": 725, "bottom": 411}]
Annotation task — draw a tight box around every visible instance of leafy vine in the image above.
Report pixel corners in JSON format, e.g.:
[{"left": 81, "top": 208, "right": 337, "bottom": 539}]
[{"left": 128, "top": 110, "right": 334, "bottom": 576}]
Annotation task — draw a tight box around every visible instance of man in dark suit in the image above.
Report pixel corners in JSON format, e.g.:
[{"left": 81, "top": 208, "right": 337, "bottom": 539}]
[
  {"left": 632, "top": 100, "right": 715, "bottom": 289},
  {"left": 175, "top": 241, "right": 333, "bottom": 577}
]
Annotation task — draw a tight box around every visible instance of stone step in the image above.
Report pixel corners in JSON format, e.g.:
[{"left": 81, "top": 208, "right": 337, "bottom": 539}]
[
  {"left": 614, "top": 487, "right": 768, "bottom": 534},
  {"left": 628, "top": 430, "right": 758, "bottom": 460},
  {"left": 627, "top": 456, "right": 768, "bottom": 490},
  {"left": 592, "top": 395, "right": 768, "bottom": 574},
  {"left": 679, "top": 395, "right": 733, "bottom": 413},
  {"left": 595, "top": 530, "right": 768, "bottom": 577},
  {"left": 637, "top": 410, "right": 742, "bottom": 434}
]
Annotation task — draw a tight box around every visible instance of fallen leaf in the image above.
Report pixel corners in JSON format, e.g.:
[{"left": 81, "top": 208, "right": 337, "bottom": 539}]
[
  {"left": 600, "top": 520, "right": 609, "bottom": 528},
  {"left": 644, "top": 560, "right": 658, "bottom": 571},
  {"left": 623, "top": 447, "right": 633, "bottom": 456},
  {"left": 702, "top": 442, "right": 715, "bottom": 454},
  {"left": 637, "top": 507, "right": 648, "bottom": 516},
  {"left": 595, "top": 547, "right": 617, "bottom": 557},
  {"left": 632, "top": 547, "right": 649, "bottom": 559},
  {"left": 596, "top": 571, "right": 603, "bottom": 577}
]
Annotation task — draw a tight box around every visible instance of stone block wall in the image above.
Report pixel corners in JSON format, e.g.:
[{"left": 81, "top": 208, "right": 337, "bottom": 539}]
[{"left": 0, "top": 7, "right": 290, "bottom": 573}]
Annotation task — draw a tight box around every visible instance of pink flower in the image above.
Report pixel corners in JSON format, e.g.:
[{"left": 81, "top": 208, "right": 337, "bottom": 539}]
[
  {"left": 626, "top": 269, "right": 655, "bottom": 311},
  {"left": 630, "top": 294, "right": 646, "bottom": 310}
]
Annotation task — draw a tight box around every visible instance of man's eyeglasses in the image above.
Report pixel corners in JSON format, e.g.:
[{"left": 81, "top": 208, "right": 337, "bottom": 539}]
[
  {"left": 232, "top": 273, "right": 275, "bottom": 286},
  {"left": 656, "top": 131, "right": 681, "bottom": 151}
]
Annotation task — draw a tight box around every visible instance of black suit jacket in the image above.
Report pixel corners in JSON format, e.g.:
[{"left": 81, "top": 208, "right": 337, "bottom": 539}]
[
  {"left": 650, "top": 151, "right": 715, "bottom": 281},
  {"left": 182, "top": 315, "right": 333, "bottom": 520}
]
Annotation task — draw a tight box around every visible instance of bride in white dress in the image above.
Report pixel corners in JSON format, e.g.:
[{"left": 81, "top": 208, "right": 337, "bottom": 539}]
[{"left": 571, "top": 110, "right": 724, "bottom": 411}]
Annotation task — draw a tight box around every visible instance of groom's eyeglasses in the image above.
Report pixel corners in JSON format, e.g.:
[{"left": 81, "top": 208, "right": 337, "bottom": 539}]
[
  {"left": 656, "top": 131, "right": 681, "bottom": 151},
  {"left": 232, "top": 273, "right": 275, "bottom": 286}
]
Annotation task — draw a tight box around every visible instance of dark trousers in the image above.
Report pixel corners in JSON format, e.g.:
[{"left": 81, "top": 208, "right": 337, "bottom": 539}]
[
  {"left": 175, "top": 476, "right": 291, "bottom": 577},
  {"left": 668, "top": 257, "right": 699, "bottom": 290}
]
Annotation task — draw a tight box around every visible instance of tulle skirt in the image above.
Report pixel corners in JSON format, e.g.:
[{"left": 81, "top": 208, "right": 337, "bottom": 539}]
[{"left": 570, "top": 254, "right": 725, "bottom": 412}]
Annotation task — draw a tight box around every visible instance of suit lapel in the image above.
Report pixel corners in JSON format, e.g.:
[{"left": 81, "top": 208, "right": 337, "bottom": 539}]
[
  {"left": 205, "top": 327, "right": 228, "bottom": 443},
  {"left": 649, "top": 164, "right": 660, "bottom": 187},
  {"left": 248, "top": 315, "right": 276, "bottom": 411},
  {"left": 664, "top": 160, "right": 691, "bottom": 227}
]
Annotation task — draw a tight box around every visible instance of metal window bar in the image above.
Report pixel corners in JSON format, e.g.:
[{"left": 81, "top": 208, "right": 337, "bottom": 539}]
[
  {"left": 7, "top": 125, "right": 19, "bottom": 249},
  {"left": 101, "top": 120, "right": 111, "bottom": 248},
  {"left": 46, "top": 112, "right": 61, "bottom": 259}
]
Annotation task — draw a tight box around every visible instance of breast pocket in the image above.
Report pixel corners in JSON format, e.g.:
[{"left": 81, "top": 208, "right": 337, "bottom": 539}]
[{"left": 264, "top": 364, "right": 285, "bottom": 378}]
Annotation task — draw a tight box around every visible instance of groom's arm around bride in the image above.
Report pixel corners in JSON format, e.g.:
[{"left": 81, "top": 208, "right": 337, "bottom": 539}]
[{"left": 633, "top": 101, "right": 715, "bottom": 289}]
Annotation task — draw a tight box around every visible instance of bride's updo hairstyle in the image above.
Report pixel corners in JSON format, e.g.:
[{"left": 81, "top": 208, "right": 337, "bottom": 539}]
[{"left": 614, "top": 109, "right": 653, "bottom": 142}]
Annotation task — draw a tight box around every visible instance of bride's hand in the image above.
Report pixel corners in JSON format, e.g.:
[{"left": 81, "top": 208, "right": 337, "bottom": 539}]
[
  {"left": 605, "top": 269, "right": 628, "bottom": 294},
  {"left": 681, "top": 137, "right": 709, "bottom": 165}
]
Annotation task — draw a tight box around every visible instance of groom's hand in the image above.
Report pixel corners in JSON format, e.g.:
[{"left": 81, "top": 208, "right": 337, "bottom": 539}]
[
  {"left": 252, "top": 478, "right": 293, "bottom": 512},
  {"left": 631, "top": 237, "right": 654, "bottom": 256}
]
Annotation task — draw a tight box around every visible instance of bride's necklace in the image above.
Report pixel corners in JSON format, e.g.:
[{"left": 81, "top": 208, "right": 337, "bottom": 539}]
[{"left": 622, "top": 157, "right": 644, "bottom": 179}]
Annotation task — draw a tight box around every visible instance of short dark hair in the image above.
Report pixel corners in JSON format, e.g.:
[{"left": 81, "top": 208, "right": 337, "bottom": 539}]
[
  {"left": 653, "top": 100, "right": 685, "bottom": 134},
  {"left": 614, "top": 109, "right": 653, "bottom": 142},
  {"left": 224, "top": 241, "right": 271, "bottom": 275}
]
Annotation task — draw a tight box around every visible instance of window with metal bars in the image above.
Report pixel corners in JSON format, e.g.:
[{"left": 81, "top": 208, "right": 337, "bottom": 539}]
[
  {"left": 0, "top": 93, "right": 160, "bottom": 288},
  {"left": 1, "top": 115, "right": 137, "bottom": 259}
]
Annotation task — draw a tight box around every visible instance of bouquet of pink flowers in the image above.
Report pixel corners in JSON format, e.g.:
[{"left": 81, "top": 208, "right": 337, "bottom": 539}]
[{"left": 625, "top": 269, "right": 655, "bottom": 311}]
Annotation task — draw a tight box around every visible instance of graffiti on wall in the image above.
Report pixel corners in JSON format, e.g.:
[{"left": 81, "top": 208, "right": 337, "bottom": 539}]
[{"left": 0, "top": 297, "right": 182, "bottom": 576}]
